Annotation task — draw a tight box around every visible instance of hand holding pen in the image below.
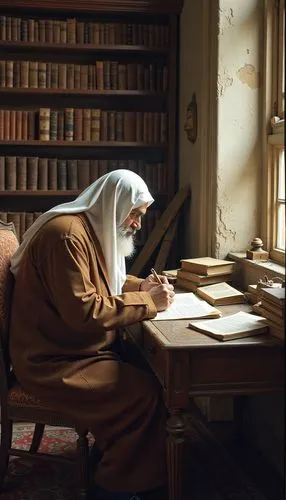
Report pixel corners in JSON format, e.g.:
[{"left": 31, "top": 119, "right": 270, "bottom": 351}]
[{"left": 140, "top": 267, "right": 175, "bottom": 311}]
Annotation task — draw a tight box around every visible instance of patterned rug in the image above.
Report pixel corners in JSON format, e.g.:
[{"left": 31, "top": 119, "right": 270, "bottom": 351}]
[{"left": 0, "top": 423, "right": 92, "bottom": 500}]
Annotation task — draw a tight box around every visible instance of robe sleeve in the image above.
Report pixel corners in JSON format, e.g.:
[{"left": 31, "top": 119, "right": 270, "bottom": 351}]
[
  {"left": 122, "top": 274, "right": 144, "bottom": 292},
  {"left": 34, "top": 230, "right": 157, "bottom": 335}
]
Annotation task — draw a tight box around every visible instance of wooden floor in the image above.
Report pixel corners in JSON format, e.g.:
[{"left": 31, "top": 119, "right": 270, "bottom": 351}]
[{"left": 184, "top": 413, "right": 285, "bottom": 500}]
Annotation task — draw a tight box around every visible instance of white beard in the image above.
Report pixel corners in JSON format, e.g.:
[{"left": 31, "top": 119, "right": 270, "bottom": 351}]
[{"left": 117, "top": 226, "right": 136, "bottom": 257}]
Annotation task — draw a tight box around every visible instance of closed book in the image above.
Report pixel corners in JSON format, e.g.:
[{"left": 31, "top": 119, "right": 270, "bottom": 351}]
[
  {"left": 48, "top": 158, "right": 57, "bottom": 189},
  {"left": 67, "top": 159, "right": 78, "bottom": 189},
  {"left": 9, "top": 109, "right": 16, "bottom": 140},
  {"left": 77, "top": 159, "right": 90, "bottom": 189},
  {"left": 58, "top": 64, "right": 67, "bottom": 89},
  {"left": 196, "top": 282, "right": 245, "bottom": 306},
  {"left": 189, "top": 311, "right": 268, "bottom": 342},
  {"left": 57, "top": 111, "right": 65, "bottom": 140},
  {"left": 124, "top": 111, "right": 136, "bottom": 142},
  {"left": 16, "top": 156, "right": 27, "bottom": 190},
  {"left": 252, "top": 303, "right": 284, "bottom": 327},
  {"left": 4, "top": 110, "right": 10, "bottom": 139},
  {"left": 6, "top": 60, "right": 13, "bottom": 87},
  {"left": 0, "top": 109, "right": 5, "bottom": 141},
  {"left": 74, "top": 64, "right": 81, "bottom": 88},
  {"left": 29, "top": 61, "right": 38, "bottom": 88},
  {"left": 67, "top": 64, "right": 75, "bottom": 89},
  {"left": 20, "top": 60, "right": 29, "bottom": 87},
  {"left": 177, "top": 269, "right": 233, "bottom": 285},
  {"left": 176, "top": 277, "right": 198, "bottom": 292},
  {"left": 261, "top": 297, "right": 284, "bottom": 318},
  {"left": 57, "top": 159, "right": 67, "bottom": 189},
  {"left": 96, "top": 61, "right": 104, "bottom": 90},
  {"left": 22, "top": 110, "right": 28, "bottom": 140},
  {"left": 5, "top": 156, "right": 17, "bottom": 190},
  {"left": 50, "top": 110, "right": 58, "bottom": 140},
  {"left": 180, "top": 257, "right": 235, "bottom": 276},
  {"left": 260, "top": 287, "right": 285, "bottom": 307},
  {"left": 13, "top": 110, "right": 22, "bottom": 141},
  {"left": 27, "top": 157, "right": 38, "bottom": 190},
  {"left": 38, "top": 62, "right": 46, "bottom": 88},
  {"left": 64, "top": 108, "right": 74, "bottom": 141},
  {"left": 83, "top": 109, "right": 91, "bottom": 141},
  {"left": 0, "top": 156, "right": 4, "bottom": 190},
  {"left": 51, "top": 63, "right": 58, "bottom": 88},
  {"left": 39, "top": 108, "right": 50, "bottom": 140},
  {"left": 74, "top": 108, "right": 83, "bottom": 140},
  {"left": 38, "top": 158, "right": 48, "bottom": 189},
  {"left": 13, "top": 61, "right": 21, "bottom": 88},
  {"left": 91, "top": 109, "right": 100, "bottom": 141}
]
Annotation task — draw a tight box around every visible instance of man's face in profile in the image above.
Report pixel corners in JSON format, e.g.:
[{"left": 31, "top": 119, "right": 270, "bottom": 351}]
[{"left": 117, "top": 203, "right": 148, "bottom": 257}]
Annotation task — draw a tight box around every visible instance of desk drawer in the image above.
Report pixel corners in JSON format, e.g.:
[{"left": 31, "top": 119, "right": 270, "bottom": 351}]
[{"left": 143, "top": 331, "right": 165, "bottom": 384}]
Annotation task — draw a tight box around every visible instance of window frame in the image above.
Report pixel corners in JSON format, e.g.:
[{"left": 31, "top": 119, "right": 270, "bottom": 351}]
[{"left": 262, "top": 0, "right": 285, "bottom": 266}]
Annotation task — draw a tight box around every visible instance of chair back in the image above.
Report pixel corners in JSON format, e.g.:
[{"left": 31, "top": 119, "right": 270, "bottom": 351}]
[{"left": 0, "top": 221, "right": 19, "bottom": 395}]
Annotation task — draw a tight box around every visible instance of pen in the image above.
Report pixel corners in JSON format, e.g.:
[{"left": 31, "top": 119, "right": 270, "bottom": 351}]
[{"left": 151, "top": 267, "right": 162, "bottom": 284}]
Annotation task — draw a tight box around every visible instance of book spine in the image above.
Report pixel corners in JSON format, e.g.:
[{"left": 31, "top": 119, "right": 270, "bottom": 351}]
[
  {"left": 67, "top": 159, "right": 78, "bottom": 189},
  {"left": 64, "top": 108, "right": 74, "bottom": 141},
  {"left": 5, "top": 156, "right": 17, "bottom": 190},
  {"left": 38, "top": 157, "right": 48, "bottom": 189},
  {"left": 27, "top": 157, "right": 38, "bottom": 190},
  {"left": 48, "top": 158, "right": 57, "bottom": 189},
  {"left": 39, "top": 108, "right": 50, "bottom": 140},
  {"left": 16, "top": 156, "right": 27, "bottom": 190}
]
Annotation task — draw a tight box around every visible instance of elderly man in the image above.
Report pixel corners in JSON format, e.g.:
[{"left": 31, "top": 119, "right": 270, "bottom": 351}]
[{"left": 9, "top": 170, "right": 175, "bottom": 500}]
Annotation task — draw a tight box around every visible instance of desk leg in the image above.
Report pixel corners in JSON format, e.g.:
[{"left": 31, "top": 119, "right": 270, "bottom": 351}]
[{"left": 166, "top": 409, "right": 186, "bottom": 500}]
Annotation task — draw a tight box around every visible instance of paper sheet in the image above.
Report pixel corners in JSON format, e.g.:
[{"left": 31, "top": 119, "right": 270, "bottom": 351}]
[{"left": 152, "top": 292, "right": 221, "bottom": 321}]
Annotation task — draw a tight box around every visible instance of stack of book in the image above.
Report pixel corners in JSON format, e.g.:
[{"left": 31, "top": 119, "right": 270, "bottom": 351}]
[
  {"left": 176, "top": 257, "right": 235, "bottom": 292},
  {"left": 252, "top": 288, "right": 285, "bottom": 341},
  {"left": 245, "top": 283, "right": 282, "bottom": 305}
]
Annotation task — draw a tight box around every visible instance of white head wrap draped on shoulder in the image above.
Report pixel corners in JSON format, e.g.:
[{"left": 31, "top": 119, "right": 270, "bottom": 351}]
[{"left": 10, "top": 169, "right": 154, "bottom": 294}]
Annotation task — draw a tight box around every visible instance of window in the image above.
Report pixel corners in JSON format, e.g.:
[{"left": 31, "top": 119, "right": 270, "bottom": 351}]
[{"left": 263, "top": 0, "right": 285, "bottom": 265}]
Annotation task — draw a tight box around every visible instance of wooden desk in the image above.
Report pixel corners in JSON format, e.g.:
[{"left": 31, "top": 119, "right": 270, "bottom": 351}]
[{"left": 124, "top": 304, "right": 284, "bottom": 500}]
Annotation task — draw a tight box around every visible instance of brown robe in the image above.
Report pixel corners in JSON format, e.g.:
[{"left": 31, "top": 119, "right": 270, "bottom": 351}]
[{"left": 9, "top": 214, "right": 167, "bottom": 492}]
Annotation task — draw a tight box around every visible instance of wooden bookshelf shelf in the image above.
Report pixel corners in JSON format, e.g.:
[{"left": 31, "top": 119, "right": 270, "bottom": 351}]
[
  {"left": 0, "top": 41, "right": 169, "bottom": 55},
  {"left": 0, "top": 190, "right": 80, "bottom": 196},
  {"left": 0, "top": 88, "right": 167, "bottom": 98},
  {"left": 0, "top": 140, "right": 166, "bottom": 148}
]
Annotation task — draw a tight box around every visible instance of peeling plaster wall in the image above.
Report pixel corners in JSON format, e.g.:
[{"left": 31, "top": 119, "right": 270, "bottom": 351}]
[{"left": 216, "top": 0, "right": 262, "bottom": 257}]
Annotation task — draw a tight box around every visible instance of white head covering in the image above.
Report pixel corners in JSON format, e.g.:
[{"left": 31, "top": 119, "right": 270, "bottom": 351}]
[{"left": 10, "top": 169, "right": 154, "bottom": 294}]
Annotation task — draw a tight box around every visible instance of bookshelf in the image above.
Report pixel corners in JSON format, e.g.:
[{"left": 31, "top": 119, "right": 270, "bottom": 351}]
[{"left": 0, "top": 0, "right": 183, "bottom": 270}]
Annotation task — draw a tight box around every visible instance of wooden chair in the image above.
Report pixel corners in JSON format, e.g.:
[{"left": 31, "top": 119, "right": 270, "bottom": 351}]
[{"left": 0, "top": 220, "right": 91, "bottom": 499}]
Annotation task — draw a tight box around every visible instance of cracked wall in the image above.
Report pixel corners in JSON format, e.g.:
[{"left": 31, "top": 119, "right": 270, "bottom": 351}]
[{"left": 216, "top": 0, "right": 262, "bottom": 257}]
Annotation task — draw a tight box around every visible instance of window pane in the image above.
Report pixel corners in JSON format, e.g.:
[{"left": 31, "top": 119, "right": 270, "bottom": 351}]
[
  {"left": 276, "top": 202, "right": 285, "bottom": 250},
  {"left": 278, "top": 149, "right": 285, "bottom": 199},
  {"left": 276, "top": 149, "right": 285, "bottom": 250}
]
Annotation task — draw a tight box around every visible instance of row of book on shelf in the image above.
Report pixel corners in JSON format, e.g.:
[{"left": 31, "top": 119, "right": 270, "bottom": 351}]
[
  {"left": 0, "top": 60, "right": 168, "bottom": 91},
  {"left": 0, "top": 209, "right": 161, "bottom": 245},
  {"left": 0, "top": 109, "right": 168, "bottom": 142},
  {"left": 162, "top": 257, "right": 285, "bottom": 342},
  {"left": 0, "top": 16, "right": 169, "bottom": 47},
  {"left": 0, "top": 157, "right": 167, "bottom": 192}
]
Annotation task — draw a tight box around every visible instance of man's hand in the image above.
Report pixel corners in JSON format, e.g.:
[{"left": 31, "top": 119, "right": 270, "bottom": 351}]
[
  {"left": 148, "top": 284, "right": 175, "bottom": 311},
  {"left": 140, "top": 273, "right": 170, "bottom": 292}
]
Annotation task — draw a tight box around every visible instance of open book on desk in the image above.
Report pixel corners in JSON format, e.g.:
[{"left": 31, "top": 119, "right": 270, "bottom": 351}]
[
  {"left": 152, "top": 292, "right": 221, "bottom": 321},
  {"left": 188, "top": 311, "right": 269, "bottom": 341}
]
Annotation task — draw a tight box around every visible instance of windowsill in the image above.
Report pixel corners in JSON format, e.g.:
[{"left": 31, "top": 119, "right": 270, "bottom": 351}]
[{"left": 228, "top": 252, "right": 285, "bottom": 287}]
